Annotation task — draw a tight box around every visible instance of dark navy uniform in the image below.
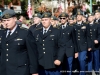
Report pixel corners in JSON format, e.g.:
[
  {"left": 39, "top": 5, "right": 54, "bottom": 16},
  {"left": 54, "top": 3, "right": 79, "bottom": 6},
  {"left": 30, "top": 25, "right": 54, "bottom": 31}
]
[
  {"left": 58, "top": 12, "right": 78, "bottom": 75},
  {"left": 0, "top": 28, "right": 5, "bottom": 73},
  {"left": 29, "top": 23, "right": 43, "bottom": 36},
  {"left": 87, "top": 22, "right": 100, "bottom": 75},
  {"left": 29, "top": 13, "right": 43, "bottom": 36},
  {"left": 73, "top": 22, "right": 91, "bottom": 75},
  {"left": 59, "top": 23, "right": 78, "bottom": 75},
  {"left": 0, "top": 9, "right": 38, "bottom": 75},
  {"left": 33, "top": 25, "right": 65, "bottom": 75},
  {"left": 94, "top": 9, "right": 100, "bottom": 70},
  {"left": 0, "top": 26, "right": 38, "bottom": 75}
]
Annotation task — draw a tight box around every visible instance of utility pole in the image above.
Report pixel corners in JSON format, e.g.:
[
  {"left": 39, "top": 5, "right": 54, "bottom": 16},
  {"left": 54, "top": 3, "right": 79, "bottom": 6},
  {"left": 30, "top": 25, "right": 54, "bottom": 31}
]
[
  {"left": 90, "top": 0, "right": 92, "bottom": 13},
  {"left": 64, "top": 0, "right": 66, "bottom": 12}
]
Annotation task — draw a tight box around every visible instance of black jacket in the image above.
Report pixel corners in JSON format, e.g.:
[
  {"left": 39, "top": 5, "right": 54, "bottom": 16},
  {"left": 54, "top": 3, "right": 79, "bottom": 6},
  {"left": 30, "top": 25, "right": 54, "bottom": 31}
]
[
  {"left": 73, "top": 22, "right": 91, "bottom": 52},
  {"left": 59, "top": 24, "right": 78, "bottom": 57},
  {"left": 33, "top": 25, "right": 65, "bottom": 69},
  {"left": 0, "top": 26, "right": 38, "bottom": 75}
]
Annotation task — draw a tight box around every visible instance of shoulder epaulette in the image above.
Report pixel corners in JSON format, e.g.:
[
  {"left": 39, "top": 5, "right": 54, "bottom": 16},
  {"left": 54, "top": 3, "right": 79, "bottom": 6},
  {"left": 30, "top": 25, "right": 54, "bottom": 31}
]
[
  {"left": 83, "top": 22, "right": 89, "bottom": 24},
  {"left": 69, "top": 23, "right": 75, "bottom": 26},
  {"left": 20, "top": 27, "right": 28, "bottom": 30},
  {"left": 95, "top": 22, "right": 99, "bottom": 24}
]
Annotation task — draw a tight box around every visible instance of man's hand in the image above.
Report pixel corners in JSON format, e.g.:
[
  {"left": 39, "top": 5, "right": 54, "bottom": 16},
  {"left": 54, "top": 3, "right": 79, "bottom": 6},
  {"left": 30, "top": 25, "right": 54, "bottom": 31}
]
[
  {"left": 75, "top": 53, "right": 78, "bottom": 58},
  {"left": 54, "top": 60, "right": 61, "bottom": 66},
  {"left": 94, "top": 40, "right": 98, "bottom": 44},
  {"left": 32, "top": 73, "right": 38, "bottom": 75},
  {"left": 88, "top": 48, "right": 92, "bottom": 51}
]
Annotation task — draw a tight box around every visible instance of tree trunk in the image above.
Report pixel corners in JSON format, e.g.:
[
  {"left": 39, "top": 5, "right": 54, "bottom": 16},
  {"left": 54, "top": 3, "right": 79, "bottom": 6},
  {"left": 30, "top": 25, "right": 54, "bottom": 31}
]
[{"left": 31, "top": 0, "right": 34, "bottom": 15}]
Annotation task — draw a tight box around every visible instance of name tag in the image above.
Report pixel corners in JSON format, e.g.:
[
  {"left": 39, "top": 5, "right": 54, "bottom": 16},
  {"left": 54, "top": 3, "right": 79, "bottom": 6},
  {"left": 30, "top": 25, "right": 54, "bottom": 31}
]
[
  {"left": 81, "top": 26, "right": 86, "bottom": 29},
  {"left": 50, "top": 35, "right": 54, "bottom": 37},
  {"left": 15, "top": 38, "right": 23, "bottom": 41}
]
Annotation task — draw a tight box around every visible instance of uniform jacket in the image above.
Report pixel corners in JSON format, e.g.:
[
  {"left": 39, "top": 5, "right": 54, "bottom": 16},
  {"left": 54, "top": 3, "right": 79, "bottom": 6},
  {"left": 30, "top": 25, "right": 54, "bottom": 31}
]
[
  {"left": 73, "top": 22, "right": 91, "bottom": 52},
  {"left": 59, "top": 23, "right": 78, "bottom": 57},
  {"left": 29, "top": 23, "right": 43, "bottom": 36},
  {"left": 88, "top": 22, "right": 100, "bottom": 50},
  {"left": 0, "top": 26, "right": 38, "bottom": 75},
  {"left": 33, "top": 25, "right": 65, "bottom": 69}
]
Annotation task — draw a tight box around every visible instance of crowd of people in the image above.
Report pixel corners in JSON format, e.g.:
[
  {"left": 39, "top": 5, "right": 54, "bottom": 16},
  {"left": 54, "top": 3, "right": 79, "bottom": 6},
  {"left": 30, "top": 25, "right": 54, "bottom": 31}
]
[{"left": 0, "top": 7, "right": 100, "bottom": 75}]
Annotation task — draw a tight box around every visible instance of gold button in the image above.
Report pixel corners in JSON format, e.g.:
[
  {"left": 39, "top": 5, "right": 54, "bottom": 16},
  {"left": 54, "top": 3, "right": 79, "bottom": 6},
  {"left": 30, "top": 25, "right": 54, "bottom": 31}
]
[
  {"left": 78, "top": 36, "right": 80, "bottom": 37},
  {"left": 6, "top": 59, "right": 8, "bottom": 61},
  {"left": 78, "top": 39, "right": 80, "bottom": 40},
  {"left": 78, "top": 33, "right": 80, "bottom": 34},
  {"left": 6, "top": 49, "right": 8, "bottom": 51},
  {"left": 91, "top": 35, "right": 92, "bottom": 36},
  {"left": 43, "top": 52, "right": 45, "bottom": 54},
  {"left": 6, "top": 44, "right": 8, "bottom": 46},
  {"left": 78, "top": 30, "right": 80, "bottom": 32},
  {"left": 25, "top": 64, "right": 27, "bottom": 65},
  {"left": 63, "top": 33, "right": 64, "bottom": 35},
  {"left": 6, "top": 54, "right": 8, "bottom": 56},
  {"left": 71, "top": 46, "right": 72, "bottom": 47},
  {"left": 43, "top": 44, "right": 44, "bottom": 46},
  {"left": 43, "top": 40, "right": 45, "bottom": 41},
  {"left": 43, "top": 48, "right": 45, "bottom": 50}
]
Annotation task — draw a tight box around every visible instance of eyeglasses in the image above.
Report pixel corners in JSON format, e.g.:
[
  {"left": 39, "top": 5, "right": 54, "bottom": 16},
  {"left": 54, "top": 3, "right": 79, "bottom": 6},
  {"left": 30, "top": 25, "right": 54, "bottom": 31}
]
[{"left": 60, "top": 18, "right": 66, "bottom": 20}]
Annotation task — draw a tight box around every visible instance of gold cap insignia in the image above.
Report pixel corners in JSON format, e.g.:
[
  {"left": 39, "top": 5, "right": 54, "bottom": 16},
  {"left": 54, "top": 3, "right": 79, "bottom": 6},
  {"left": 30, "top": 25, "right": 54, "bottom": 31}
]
[
  {"left": 62, "top": 13, "right": 65, "bottom": 16},
  {"left": 51, "top": 18, "right": 53, "bottom": 20},
  {"left": 78, "top": 12, "right": 81, "bottom": 15},
  {"left": 4, "top": 13, "right": 10, "bottom": 18},
  {"left": 34, "top": 14, "right": 37, "bottom": 16},
  {"left": 45, "top": 14, "right": 47, "bottom": 17}
]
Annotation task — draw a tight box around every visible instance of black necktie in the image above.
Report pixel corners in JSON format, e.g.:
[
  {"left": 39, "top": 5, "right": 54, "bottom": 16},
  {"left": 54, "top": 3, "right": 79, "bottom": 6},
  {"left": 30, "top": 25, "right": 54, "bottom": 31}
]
[
  {"left": 7, "top": 31, "right": 11, "bottom": 38},
  {"left": 44, "top": 30, "right": 47, "bottom": 35},
  {"left": 63, "top": 26, "right": 65, "bottom": 29}
]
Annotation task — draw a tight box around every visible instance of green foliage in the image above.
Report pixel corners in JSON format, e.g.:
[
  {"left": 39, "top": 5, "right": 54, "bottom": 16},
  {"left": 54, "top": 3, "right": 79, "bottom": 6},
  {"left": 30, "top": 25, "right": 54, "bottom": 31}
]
[
  {"left": 4, "top": 0, "right": 12, "bottom": 5},
  {"left": 20, "top": 0, "right": 28, "bottom": 12}
]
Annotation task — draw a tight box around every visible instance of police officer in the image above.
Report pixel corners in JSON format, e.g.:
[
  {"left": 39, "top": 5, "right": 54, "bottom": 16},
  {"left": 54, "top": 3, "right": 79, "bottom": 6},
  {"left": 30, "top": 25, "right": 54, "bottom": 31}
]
[
  {"left": 0, "top": 9, "right": 38, "bottom": 75},
  {"left": 59, "top": 12, "right": 78, "bottom": 75},
  {"left": 73, "top": 11, "right": 91, "bottom": 75},
  {"left": 33, "top": 12, "right": 65, "bottom": 75},
  {"left": 87, "top": 13, "right": 100, "bottom": 75},
  {"left": 29, "top": 13, "right": 43, "bottom": 36}
]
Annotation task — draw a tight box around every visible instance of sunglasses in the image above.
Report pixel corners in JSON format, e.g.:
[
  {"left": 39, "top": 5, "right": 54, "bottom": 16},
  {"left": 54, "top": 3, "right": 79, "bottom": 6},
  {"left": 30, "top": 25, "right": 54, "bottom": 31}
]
[{"left": 60, "top": 18, "right": 66, "bottom": 20}]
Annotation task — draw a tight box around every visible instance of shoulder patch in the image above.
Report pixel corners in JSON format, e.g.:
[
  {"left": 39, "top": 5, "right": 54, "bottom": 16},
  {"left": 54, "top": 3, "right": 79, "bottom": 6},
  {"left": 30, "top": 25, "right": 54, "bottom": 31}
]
[{"left": 20, "top": 27, "right": 28, "bottom": 30}]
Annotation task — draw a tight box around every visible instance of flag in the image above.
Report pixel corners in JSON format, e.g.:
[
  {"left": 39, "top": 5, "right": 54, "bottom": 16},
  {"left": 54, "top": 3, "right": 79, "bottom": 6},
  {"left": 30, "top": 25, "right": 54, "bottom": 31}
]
[
  {"left": 27, "top": 3, "right": 32, "bottom": 19},
  {"left": 58, "top": 3, "right": 62, "bottom": 13}
]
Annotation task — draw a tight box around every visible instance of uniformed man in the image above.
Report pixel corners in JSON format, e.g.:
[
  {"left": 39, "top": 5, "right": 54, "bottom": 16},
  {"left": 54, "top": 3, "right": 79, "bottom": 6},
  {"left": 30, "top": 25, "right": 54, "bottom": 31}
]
[
  {"left": 29, "top": 13, "right": 43, "bottom": 36},
  {"left": 73, "top": 11, "right": 91, "bottom": 75},
  {"left": 82, "top": 15, "right": 87, "bottom": 23},
  {"left": 33, "top": 12, "right": 65, "bottom": 75},
  {"left": 68, "top": 16, "right": 75, "bottom": 25},
  {"left": 0, "top": 9, "right": 38, "bottom": 75},
  {"left": 50, "top": 16, "right": 59, "bottom": 28},
  {"left": 58, "top": 12, "right": 78, "bottom": 75},
  {"left": 94, "top": 10, "right": 100, "bottom": 69},
  {"left": 87, "top": 13, "right": 100, "bottom": 75},
  {"left": 95, "top": 10, "right": 100, "bottom": 23}
]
